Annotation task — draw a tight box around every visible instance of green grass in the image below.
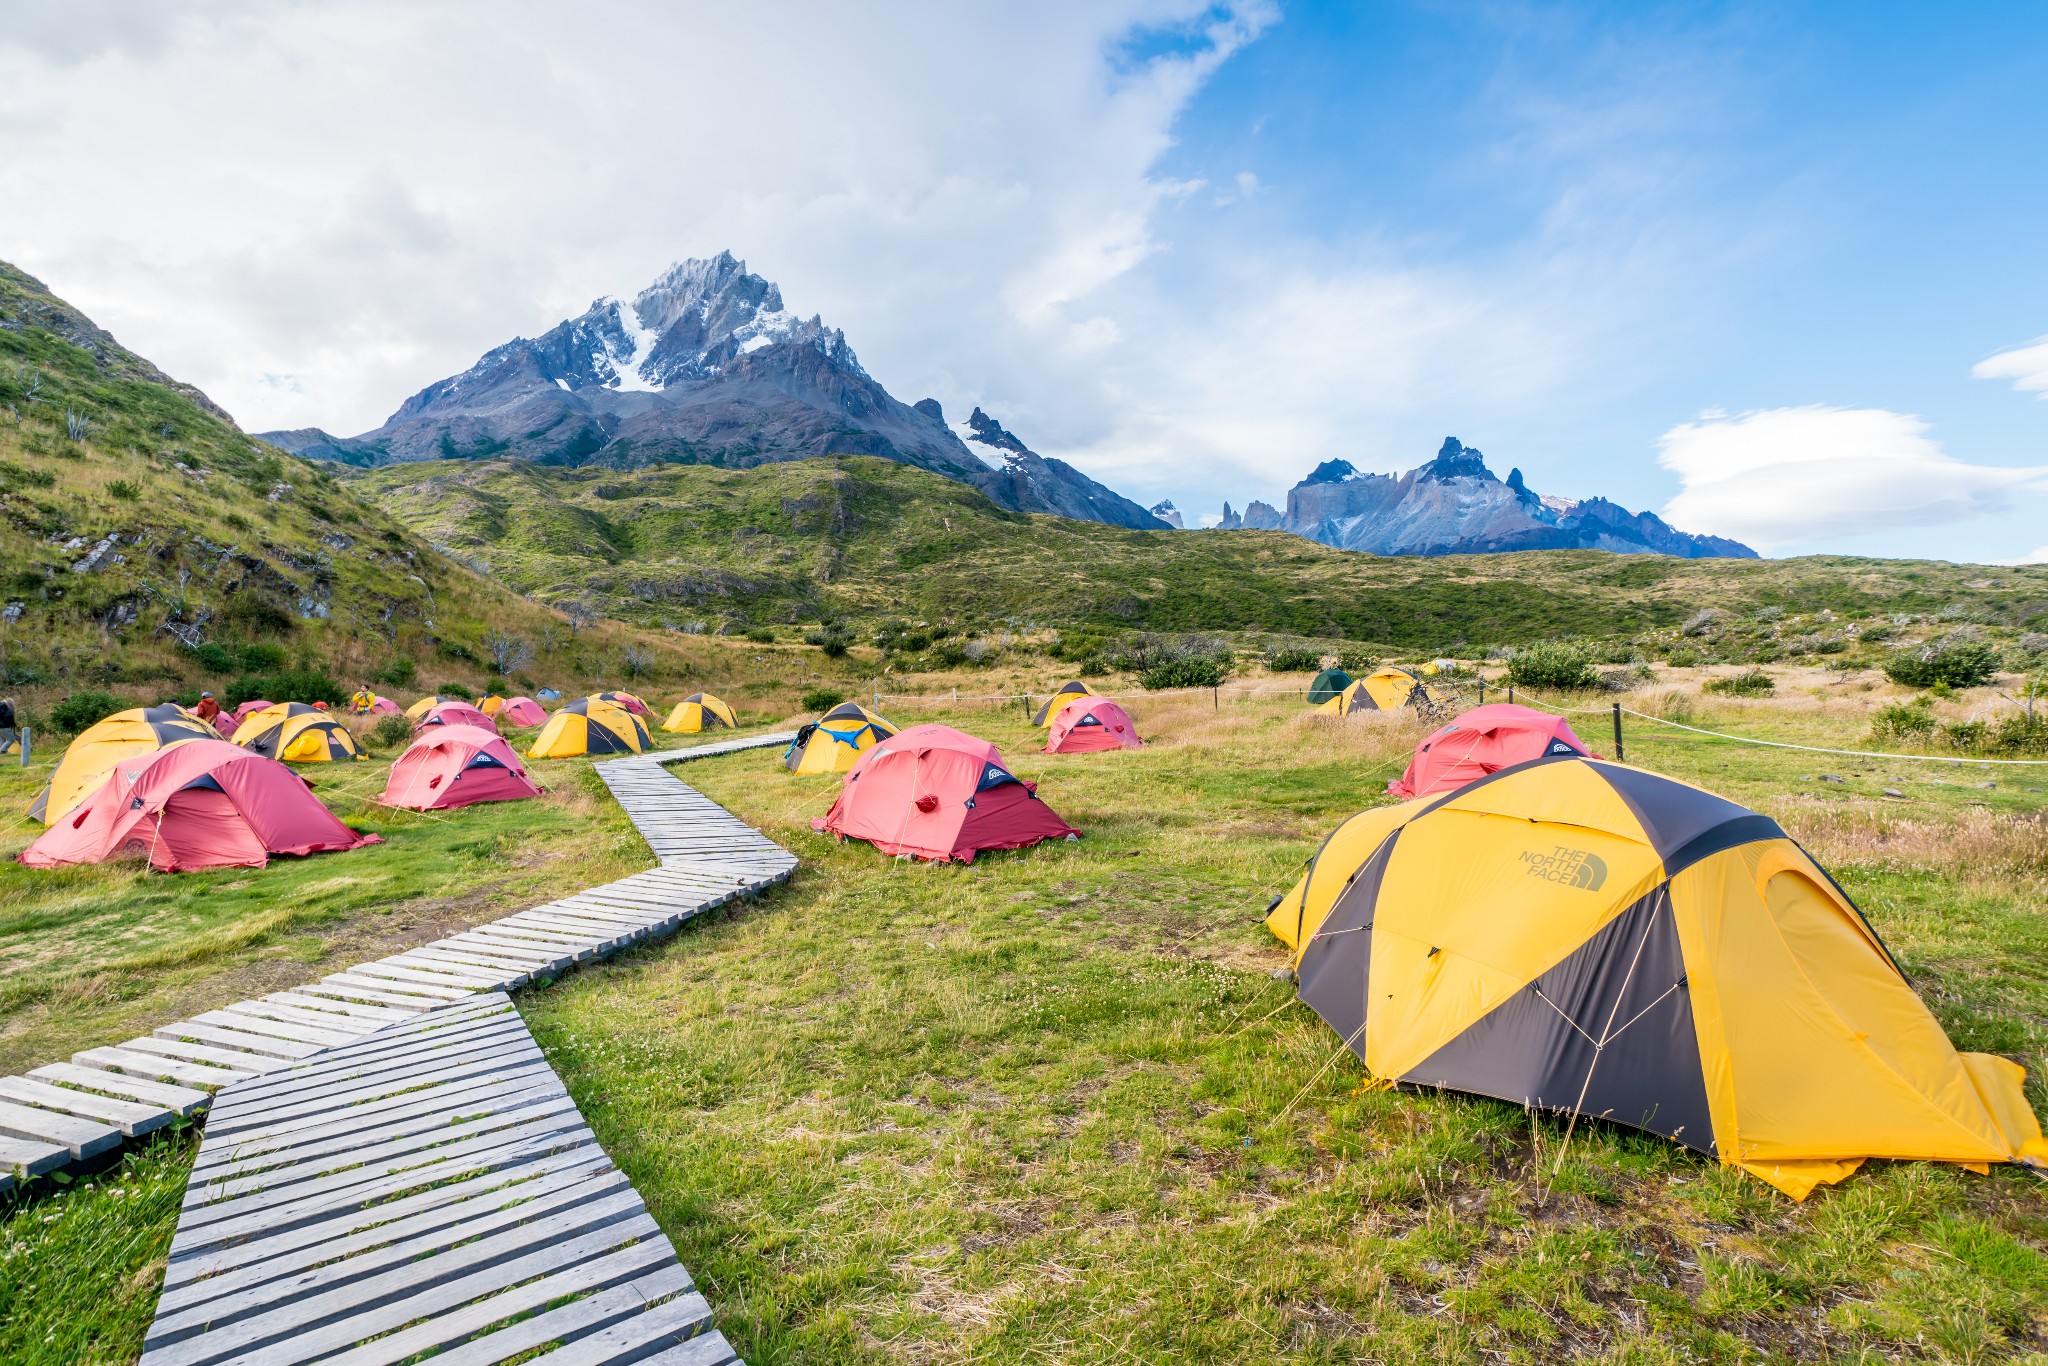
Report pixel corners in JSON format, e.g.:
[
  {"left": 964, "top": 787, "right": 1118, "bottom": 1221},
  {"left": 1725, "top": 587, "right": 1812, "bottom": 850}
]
[
  {"left": 515, "top": 691, "right": 2048, "bottom": 1363},
  {"left": 347, "top": 454, "right": 2048, "bottom": 648},
  {"left": 6, "top": 681, "right": 2048, "bottom": 1361}
]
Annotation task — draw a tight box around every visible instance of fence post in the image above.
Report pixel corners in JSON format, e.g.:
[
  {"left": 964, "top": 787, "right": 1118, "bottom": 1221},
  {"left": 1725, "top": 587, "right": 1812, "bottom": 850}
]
[
  {"left": 1612, "top": 702, "right": 1625, "bottom": 762},
  {"left": 1213, "top": 686, "right": 1218, "bottom": 709},
  {"left": 1477, "top": 682, "right": 1485, "bottom": 706},
  {"left": 1507, "top": 686, "right": 1515, "bottom": 705},
  {"left": 18, "top": 725, "right": 27, "bottom": 767}
]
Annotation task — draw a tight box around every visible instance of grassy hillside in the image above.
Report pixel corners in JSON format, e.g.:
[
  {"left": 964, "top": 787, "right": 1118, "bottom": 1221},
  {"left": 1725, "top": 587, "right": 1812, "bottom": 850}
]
[
  {"left": 349, "top": 454, "right": 2048, "bottom": 650},
  {"left": 0, "top": 262, "right": 806, "bottom": 723}
]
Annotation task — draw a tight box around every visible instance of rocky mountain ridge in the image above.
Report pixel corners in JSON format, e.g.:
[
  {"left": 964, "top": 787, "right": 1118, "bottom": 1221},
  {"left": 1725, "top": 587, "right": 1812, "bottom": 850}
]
[
  {"left": 1214, "top": 438, "right": 1754, "bottom": 558},
  {"left": 260, "top": 252, "right": 1158, "bottom": 530}
]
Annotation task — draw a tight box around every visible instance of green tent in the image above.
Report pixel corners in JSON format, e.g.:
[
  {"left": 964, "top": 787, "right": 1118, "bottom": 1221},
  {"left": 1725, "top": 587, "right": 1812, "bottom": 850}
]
[{"left": 1308, "top": 667, "right": 1352, "bottom": 705}]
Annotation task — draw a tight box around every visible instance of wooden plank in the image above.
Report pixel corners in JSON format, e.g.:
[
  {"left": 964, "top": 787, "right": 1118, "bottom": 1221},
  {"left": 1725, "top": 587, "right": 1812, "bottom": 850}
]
[
  {"left": 422, "top": 1266, "right": 701, "bottom": 1366},
  {"left": 0, "top": 1133, "right": 73, "bottom": 1178},
  {"left": 633, "top": 1331, "right": 745, "bottom": 1366},
  {"left": 321, "top": 970, "right": 474, "bottom": 1001},
  {"left": 218, "top": 1001, "right": 383, "bottom": 1037},
  {"left": 153, "top": 1021, "right": 321, "bottom": 1060},
  {"left": 120, "top": 1035, "right": 293, "bottom": 1073},
  {"left": 73, "top": 1046, "right": 254, "bottom": 1090},
  {"left": 0, "top": 1098, "right": 123, "bottom": 1159},
  {"left": 515, "top": 1294, "right": 724, "bottom": 1366},
  {"left": 0, "top": 1076, "right": 175, "bottom": 1138},
  {"left": 262, "top": 992, "right": 415, "bottom": 1024},
  {"left": 386, "top": 951, "right": 525, "bottom": 987},
  {"left": 355, "top": 958, "right": 507, "bottom": 989},
  {"left": 28, "top": 1063, "right": 210, "bottom": 1117},
  {"left": 294, "top": 979, "right": 446, "bottom": 1010}
]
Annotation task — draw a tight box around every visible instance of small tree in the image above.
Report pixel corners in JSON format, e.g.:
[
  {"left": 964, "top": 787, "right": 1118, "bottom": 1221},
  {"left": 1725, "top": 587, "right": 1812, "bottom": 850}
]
[
  {"left": 1504, "top": 641, "right": 1597, "bottom": 691},
  {"left": 621, "top": 644, "right": 656, "bottom": 679},
  {"left": 482, "top": 629, "right": 536, "bottom": 676}
]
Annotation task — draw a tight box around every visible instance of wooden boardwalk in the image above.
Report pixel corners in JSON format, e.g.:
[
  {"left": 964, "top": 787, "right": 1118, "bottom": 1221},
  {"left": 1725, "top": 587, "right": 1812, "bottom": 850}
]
[
  {"left": 139, "top": 993, "right": 739, "bottom": 1366},
  {"left": 109, "top": 733, "right": 795, "bottom": 1363},
  {"left": 0, "top": 733, "right": 794, "bottom": 1193}
]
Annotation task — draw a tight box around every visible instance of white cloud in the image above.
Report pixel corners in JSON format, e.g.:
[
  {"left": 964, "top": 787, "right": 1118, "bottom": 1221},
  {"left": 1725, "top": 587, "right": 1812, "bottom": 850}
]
[
  {"left": 2005, "top": 546, "right": 2048, "bottom": 566},
  {"left": 1657, "top": 406, "right": 2048, "bottom": 552},
  {"left": 1974, "top": 336, "right": 2048, "bottom": 398}
]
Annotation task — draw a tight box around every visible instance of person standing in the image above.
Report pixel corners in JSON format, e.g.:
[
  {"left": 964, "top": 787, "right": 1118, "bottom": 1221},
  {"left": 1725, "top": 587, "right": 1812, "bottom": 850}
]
[
  {"left": 193, "top": 691, "right": 221, "bottom": 724},
  {"left": 0, "top": 696, "right": 18, "bottom": 755}
]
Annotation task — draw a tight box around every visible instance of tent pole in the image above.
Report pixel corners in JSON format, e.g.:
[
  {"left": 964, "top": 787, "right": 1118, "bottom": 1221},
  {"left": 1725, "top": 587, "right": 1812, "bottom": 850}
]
[{"left": 1612, "top": 703, "right": 1624, "bottom": 762}]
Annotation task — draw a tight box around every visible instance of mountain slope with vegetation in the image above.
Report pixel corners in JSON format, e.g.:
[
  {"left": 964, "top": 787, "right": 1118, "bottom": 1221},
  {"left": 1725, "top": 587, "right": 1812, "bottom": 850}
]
[
  {"left": 0, "top": 260, "right": 726, "bottom": 718},
  {"left": 350, "top": 454, "right": 2048, "bottom": 651}
]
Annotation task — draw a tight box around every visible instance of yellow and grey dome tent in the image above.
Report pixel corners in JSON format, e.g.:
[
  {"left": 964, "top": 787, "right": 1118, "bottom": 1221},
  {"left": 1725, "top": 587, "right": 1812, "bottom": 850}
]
[
  {"left": 231, "top": 702, "right": 362, "bottom": 763},
  {"left": 1319, "top": 665, "right": 1430, "bottom": 714},
  {"left": 405, "top": 694, "right": 473, "bottom": 720},
  {"left": 784, "top": 702, "right": 897, "bottom": 774},
  {"left": 1031, "top": 681, "right": 1090, "bottom": 727},
  {"left": 28, "top": 704, "right": 217, "bottom": 823},
  {"left": 662, "top": 693, "right": 736, "bottom": 734},
  {"left": 527, "top": 697, "right": 650, "bottom": 758},
  {"left": 1265, "top": 755, "right": 2048, "bottom": 1199}
]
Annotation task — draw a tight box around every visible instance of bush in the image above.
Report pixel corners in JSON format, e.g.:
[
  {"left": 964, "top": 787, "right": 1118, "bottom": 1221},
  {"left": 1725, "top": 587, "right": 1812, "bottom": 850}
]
[
  {"left": 743, "top": 627, "right": 775, "bottom": 644},
  {"left": 801, "top": 687, "right": 845, "bottom": 712},
  {"left": 1858, "top": 622, "right": 1893, "bottom": 644},
  {"left": 49, "top": 689, "right": 123, "bottom": 734},
  {"left": 369, "top": 714, "right": 414, "bottom": 750},
  {"left": 189, "top": 642, "right": 235, "bottom": 673},
  {"left": 186, "top": 640, "right": 286, "bottom": 675},
  {"left": 239, "top": 642, "right": 287, "bottom": 671},
  {"left": 372, "top": 656, "right": 419, "bottom": 689},
  {"left": 1703, "top": 668, "right": 1774, "bottom": 697},
  {"left": 1884, "top": 636, "right": 1999, "bottom": 689},
  {"left": 1144, "top": 657, "right": 1225, "bottom": 690},
  {"left": 1504, "top": 641, "right": 1596, "bottom": 691},
  {"left": 1265, "top": 646, "right": 1322, "bottom": 673},
  {"left": 1869, "top": 697, "right": 1936, "bottom": 744},
  {"left": 435, "top": 681, "right": 475, "bottom": 700},
  {"left": 1335, "top": 647, "right": 1379, "bottom": 673},
  {"left": 225, "top": 669, "right": 347, "bottom": 708},
  {"left": 803, "top": 627, "right": 851, "bottom": 658},
  {"left": 1664, "top": 647, "right": 1701, "bottom": 668}
]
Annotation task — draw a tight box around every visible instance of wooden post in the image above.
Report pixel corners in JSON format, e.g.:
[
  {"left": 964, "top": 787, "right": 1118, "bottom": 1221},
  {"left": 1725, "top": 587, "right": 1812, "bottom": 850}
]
[
  {"left": 1213, "top": 686, "right": 1218, "bottom": 709},
  {"left": 18, "top": 725, "right": 27, "bottom": 767},
  {"left": 1612, "top": 702, "right": 1625, "bottom": 762},
  {"left": 1477, "top": 682, "right": 1485, "bottom": 706},
  {"left": 1507, "top": 686, "right": 1515, "bottom": 705}
]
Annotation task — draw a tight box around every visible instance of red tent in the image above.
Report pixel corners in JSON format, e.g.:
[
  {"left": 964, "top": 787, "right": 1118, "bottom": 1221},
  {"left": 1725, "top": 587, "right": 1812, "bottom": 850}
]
[
  {"left": 1045, "top": 695, "right": 1143, "bottom": 753},
  {"left": 219, "top": 698, "right": 271, "bottom": 739},
  {"left": 382, "top": 723, "right": 543, "bottom": 811},
  {"left": 497, "top": 696, "right": 548, "bottom": 727},
  {"left": 18, "top": 739, "right": 380, "bottom": 873},
  {"left": 417, "top": 701, "right": 497, "bottom": 732},
  {"left": 1386, "top": 703, "right": 1592, "bottom": 800},
  {"left": 812, "top": 723, "right": 1079, "bottom": 863}
]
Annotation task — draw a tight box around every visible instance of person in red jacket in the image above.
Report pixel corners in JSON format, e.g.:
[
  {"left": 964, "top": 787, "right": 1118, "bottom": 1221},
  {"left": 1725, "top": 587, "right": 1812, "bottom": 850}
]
[{"left": 193, "top": 691, "right": 221, "bottom": 724}]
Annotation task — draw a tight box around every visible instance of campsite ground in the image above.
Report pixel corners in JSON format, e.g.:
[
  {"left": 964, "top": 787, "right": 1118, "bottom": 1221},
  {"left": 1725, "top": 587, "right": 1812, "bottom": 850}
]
[{"left": 4, "top": 667, "right": 2048, "bottom": 1363}]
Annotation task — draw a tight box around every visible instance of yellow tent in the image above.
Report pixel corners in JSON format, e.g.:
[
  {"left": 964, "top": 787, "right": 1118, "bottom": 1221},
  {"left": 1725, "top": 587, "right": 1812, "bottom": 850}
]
[
  {"left": 231, "top": 702, "right": 362, "bottom": 763},
  {"left": 784, "top": 702, "right": 897, "bottom": 774},
  {"left": 528, "top": 697, "right": 649, "bottom": 758},
  {"left": 479, "top": 694, "right": 505, "bottom": 716},
  {"left": 405, "top": 694, "right": 473, "bottom": 720},
  {"left": 28, "top": 704, "right": 217, "bottom": 824},
  {"left": 1031, "top": 681, "right": 1090, "bottom": 728},
  {"left": 662, "top": 693, "right": 736, "bottom": 734},
  {"left": 1319, "top": 665, "right": 1430, "bottom": 715},
  {"left": 1266, "top": 756, "right": 2048, "bottom": 1199}
]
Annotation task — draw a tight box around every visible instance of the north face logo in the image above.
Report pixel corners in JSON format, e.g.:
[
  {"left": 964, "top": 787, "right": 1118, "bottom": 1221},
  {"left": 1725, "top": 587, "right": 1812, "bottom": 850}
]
[
  {"left": 1521, "top": 845, "right": 1608, "bottom": 891},
  {"left": 1547, "top": 740, "right": 1578, "bottom": 754}
]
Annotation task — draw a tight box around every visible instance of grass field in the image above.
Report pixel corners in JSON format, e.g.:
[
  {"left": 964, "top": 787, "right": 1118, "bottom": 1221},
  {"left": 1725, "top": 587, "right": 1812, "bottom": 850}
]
[{"left": 4, "top": 669, "right": 2047, "bottom": 1363}]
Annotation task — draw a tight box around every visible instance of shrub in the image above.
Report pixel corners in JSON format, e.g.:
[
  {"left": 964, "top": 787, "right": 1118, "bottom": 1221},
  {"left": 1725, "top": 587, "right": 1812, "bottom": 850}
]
[
  {"left": 225, "top": 669, "right": 347, "bottom": 708},
  {"left": 372, "top": 657, "right": 418, "bottom": 689},
  {"left": 106, "top": 478, "right": 139, "bottom": 500},
  {"left": 49, "top": 689, "right": 123, "bottom": 734},
  {"left": 1335, "top": 647, "right": 1379, "bottom": 673},
  {"left": 801, "top": 687, "right": 845, "bottom": 712},
  {"left": 804, "top": 627, "right": 852, "bottom": 658},
  {"left": 1680, "top": 609, "right": 1722, "bottom": 637},
  {"left": 1989, "top": 711, "right": 2048, "bottom": 755},
  {"left": 369, "top": 713, "right": 414, "bottom": 749},
  {"left": 1941, "top": 720, "right": 1987, "bottom": 751},
  {"left": 929, "top": 642, "right": 968, "bottom": 668},
  {"left": 1265, "top": 646, "right": 1322, "bottom": 673},
  {"left": 1664, "top": 647, "right": 1701, "bottom": 668},
  {"left": 1858, "top": 622, "right": 1893, "bottom": 644},
  {"left": 239, "top": 642, "right": 287, "bottom": 671},
  {"left": 189, "top": 642, "right": 236, "bottom": 673},
  {"left": 743, "top": 627, "right": 775, "bottom": 644},
  {"left": 1869, "top": 697, "right": 1935, "bottom": 744},
  {"left": 435, "top": 681, "right": 474, "bottom": 700},
  {"left": 1504, "top": 641, "right": 1596, "bottom": 691},
  {"left": 1884, "top": 636, "right": 1999, "bottom": 689},
  {"left": 1703, "top": 668, "right": 1774, "bottom": 697},
  {"left": 1144, "top": 656, "right": 1225, "bottom": 690}
]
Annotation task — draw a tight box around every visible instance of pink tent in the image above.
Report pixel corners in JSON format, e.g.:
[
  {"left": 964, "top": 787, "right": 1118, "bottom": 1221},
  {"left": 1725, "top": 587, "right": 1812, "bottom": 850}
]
[
  {"left": 369, "top": 695, "right": 401, "bottom": 715},
  {"left": 497, "top": 696, "right": 548, "bottom": 727},
  {"left": 1386, "top": 703, "right": 1592, "bottom": 800},
  {"left": 812, "top": 723, "right": 1079, "bottom": 863},
  {"left": 18, "top": 739, "right": 380, "bottom": 873},
  {"left": 381, "top": 724, "right": 543, "bottom": 811},
  {"left": 1045, "top": 695, "right": 1143, "bottom": 753},
  {"left": 417, "top": 701, "right": 497, "bottom": 732}
]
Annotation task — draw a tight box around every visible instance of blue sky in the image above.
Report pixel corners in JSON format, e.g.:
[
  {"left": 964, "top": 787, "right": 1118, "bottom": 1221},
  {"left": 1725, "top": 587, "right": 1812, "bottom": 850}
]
[
  {"left": 1134, "top": 1, "right": 2048, "bottom": 556},
  {"left": 3, "top": 1, "right": 2043, "bottom": 561}
]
